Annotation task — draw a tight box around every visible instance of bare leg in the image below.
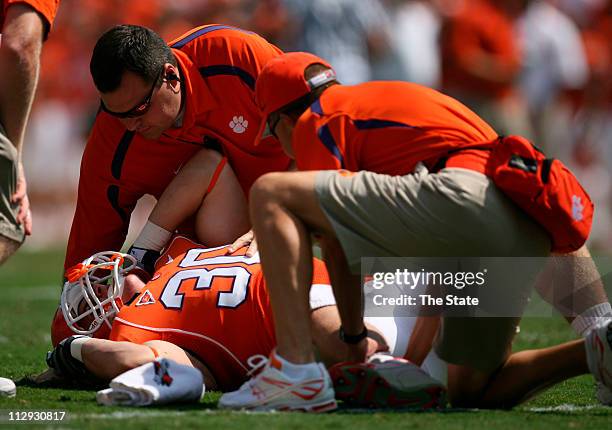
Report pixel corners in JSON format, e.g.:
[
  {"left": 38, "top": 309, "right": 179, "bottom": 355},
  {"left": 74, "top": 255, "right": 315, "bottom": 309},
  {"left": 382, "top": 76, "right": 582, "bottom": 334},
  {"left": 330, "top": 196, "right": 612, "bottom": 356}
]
[
  {"left": 0, "top": 236, "right": 20, "bottom": 265},
  {"left": 147, "top": 149, "right": 250, "bottom": 246},
  {"left": 250, "top": 171, "right": 367, "bottom": 364},
  {"left": 535, "top": 245, "right": 609, "bottom": 329},
  {"left": 448, "top": 339, "right": 588, "bottom": 408},
  {"left": 479, "top": 339, "right": 587, "bottom": 408},
  {"left": 250, "top": 172, "right": 322, "bottom": 363}
]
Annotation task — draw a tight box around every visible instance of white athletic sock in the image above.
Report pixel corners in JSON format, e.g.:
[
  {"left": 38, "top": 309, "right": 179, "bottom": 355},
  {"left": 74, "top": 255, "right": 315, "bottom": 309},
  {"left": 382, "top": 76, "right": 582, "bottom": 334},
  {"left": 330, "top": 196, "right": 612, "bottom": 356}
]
[
  {"left": 133, "top": 221, "right": 172, "bottom": 252},
  {"left": 273, "top": 351, "right": 320, "bottom": 381},
  {"left": 572, "top": 302, "right": 612, "bottom": 337}
]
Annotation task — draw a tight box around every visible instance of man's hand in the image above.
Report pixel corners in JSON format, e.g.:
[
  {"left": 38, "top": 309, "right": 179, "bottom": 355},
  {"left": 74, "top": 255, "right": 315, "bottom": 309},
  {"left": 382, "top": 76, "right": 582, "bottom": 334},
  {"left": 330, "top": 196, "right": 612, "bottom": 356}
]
[
  {"left": 11, "top": 162, "right": 32, "bottom": 235},
  {"left": 226, "top": 229, "right": 258, "bottom": 257}
]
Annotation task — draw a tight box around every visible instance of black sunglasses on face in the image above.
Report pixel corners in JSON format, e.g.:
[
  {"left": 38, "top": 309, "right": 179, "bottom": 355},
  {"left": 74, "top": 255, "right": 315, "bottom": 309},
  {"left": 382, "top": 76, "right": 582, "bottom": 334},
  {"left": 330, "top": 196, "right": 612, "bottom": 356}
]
[{"left": 100, "top": 72, "right": 163, "bottom": 119}]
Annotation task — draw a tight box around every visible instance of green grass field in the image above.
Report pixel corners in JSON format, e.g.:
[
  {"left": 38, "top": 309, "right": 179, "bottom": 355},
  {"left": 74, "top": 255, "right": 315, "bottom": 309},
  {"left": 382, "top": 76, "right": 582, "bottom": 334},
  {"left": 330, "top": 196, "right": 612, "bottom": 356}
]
[{"left": 1, "top": 249, "right": 611, "bottom": 429}]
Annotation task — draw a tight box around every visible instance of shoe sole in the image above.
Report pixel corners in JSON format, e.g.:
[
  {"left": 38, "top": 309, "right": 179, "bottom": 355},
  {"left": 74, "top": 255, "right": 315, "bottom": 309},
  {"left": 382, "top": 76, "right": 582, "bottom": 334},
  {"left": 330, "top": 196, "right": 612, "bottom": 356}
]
[
  {"left": 329, "top": 363, "right": 446, "bottom": 409},
  {"left": 219, "top": 398, "right": 338, "bottom": 413},
  {"left": 277, "top": 399, "right": 338, "bottom": 413}
]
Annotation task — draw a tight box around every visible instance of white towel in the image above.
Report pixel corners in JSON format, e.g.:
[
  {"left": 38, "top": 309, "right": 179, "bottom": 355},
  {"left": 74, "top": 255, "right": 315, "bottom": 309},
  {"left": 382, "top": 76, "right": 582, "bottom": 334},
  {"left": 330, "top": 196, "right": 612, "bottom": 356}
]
[{"left": 96, "top": 358, "right": 205, "bottom": 406}]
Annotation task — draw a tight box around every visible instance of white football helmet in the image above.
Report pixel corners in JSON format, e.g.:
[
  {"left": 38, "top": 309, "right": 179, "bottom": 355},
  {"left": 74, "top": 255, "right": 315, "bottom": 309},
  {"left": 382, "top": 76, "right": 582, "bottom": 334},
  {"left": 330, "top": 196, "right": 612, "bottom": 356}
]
[{"left": 60, "top": 251, "right": 137, "bottom": 335}]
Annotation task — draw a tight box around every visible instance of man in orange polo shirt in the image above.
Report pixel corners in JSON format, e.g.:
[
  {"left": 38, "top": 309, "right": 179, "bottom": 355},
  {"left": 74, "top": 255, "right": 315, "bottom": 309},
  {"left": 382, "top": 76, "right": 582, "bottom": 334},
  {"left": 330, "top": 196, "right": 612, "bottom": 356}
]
[
  {"left": 218, "top": 52, "right": 612, "bottom": 411},
  {"left": 53, "top": 24, "right": 289, "bottom": 345},
  {"left": 65, "top": 24, "right": 287, "bottom": 271},
  {"left": 0, "top": 0, "right": 60, "bottom": 265}
]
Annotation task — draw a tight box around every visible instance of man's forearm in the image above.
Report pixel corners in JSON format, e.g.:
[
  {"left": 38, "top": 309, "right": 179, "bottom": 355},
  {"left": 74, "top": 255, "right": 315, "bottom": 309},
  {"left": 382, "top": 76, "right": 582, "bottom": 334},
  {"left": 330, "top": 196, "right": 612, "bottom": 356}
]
[
  {"left": 80, "top": 338, "right": 218, "bottom": 389},
  {"left": 81, "top": 339, "right": 156, "bottom": 381}
]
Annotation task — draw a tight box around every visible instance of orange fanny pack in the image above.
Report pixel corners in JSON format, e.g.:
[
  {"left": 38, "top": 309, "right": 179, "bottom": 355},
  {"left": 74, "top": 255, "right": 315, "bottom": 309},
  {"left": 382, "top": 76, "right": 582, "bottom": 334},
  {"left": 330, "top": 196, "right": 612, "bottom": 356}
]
[{"left": 445, "top": 136, "right": 594, "bottom": 253}]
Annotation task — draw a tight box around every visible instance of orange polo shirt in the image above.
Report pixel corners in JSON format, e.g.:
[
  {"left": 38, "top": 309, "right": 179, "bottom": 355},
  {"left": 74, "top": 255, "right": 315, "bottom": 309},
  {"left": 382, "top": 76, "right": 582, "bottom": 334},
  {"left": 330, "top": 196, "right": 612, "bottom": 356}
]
[
  {"left": 293, "top": 82, "right": 498, "bottom": 174},
  {"left": 64, "top": 25, "right": 288, "bottom": 270},
  {"left": 1, "top": 0, "right": 60, "bottom": 36}
]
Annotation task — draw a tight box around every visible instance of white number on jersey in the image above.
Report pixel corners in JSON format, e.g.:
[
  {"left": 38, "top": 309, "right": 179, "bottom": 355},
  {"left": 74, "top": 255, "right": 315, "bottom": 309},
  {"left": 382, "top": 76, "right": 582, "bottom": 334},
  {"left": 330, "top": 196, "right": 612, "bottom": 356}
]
[{"left": 160, "top": 266, "right": 251, "bottom": 310}]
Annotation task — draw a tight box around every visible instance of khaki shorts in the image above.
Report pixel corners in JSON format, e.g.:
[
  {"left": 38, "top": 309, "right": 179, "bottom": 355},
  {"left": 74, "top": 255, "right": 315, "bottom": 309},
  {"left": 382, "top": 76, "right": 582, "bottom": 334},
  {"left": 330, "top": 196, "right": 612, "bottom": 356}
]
[
  {"left": 315, "top": 166, "right": 550, "bottom": 371},
  {"left": 0, "top": 124, "right": 25, "bottom": 243}
]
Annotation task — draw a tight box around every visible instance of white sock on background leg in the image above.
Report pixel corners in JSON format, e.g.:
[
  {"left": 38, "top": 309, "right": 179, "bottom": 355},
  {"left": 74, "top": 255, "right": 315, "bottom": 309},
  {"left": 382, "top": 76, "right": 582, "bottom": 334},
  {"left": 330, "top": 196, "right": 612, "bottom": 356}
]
[{"left": 572, "top": 302, "right": 612, "bottom": 337}]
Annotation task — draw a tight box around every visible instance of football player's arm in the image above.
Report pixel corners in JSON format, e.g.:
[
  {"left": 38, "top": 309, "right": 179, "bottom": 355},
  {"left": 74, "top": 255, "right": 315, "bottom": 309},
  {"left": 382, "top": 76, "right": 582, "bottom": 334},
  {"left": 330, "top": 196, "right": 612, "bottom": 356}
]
[
  {"left": 72, "top": 338, "right": 218, "bottom": 389},
  {"left": 85, "top": 339, "right": 218, "bottom": 389}
]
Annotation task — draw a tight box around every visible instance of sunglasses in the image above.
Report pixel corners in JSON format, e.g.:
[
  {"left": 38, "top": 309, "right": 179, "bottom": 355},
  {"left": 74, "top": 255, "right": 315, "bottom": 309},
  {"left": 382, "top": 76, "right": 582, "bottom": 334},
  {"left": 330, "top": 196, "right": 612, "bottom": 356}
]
[{"left": 100, "top": 71, "right": 163, "bottom": 119}]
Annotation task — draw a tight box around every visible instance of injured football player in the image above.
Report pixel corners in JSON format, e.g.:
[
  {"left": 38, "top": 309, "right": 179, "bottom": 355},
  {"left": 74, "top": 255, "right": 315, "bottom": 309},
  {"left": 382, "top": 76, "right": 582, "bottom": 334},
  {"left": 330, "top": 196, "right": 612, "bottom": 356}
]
[{"left": 46, "top": 238, "right": 447, "bottom": 409}]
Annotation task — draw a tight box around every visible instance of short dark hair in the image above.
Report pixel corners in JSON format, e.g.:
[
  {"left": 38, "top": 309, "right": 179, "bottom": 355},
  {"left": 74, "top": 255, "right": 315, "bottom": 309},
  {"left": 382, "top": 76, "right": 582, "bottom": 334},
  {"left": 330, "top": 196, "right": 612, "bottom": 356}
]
[
  {"left": 90, "top": 25, "right": 177, "bottom": 93},
  {"left": 277, "top": 64, "right": 338, "bottom": 120}
]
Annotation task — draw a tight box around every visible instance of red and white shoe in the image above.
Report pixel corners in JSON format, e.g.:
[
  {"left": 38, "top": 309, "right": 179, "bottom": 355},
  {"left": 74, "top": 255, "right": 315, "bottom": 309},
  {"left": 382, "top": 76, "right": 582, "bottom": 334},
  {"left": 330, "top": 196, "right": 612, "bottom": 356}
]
[
  {"left": 586, "top": 321, "right": 612, "bottom": 392},
  {"left": 329, "top": 353, "right": 446, "bottom": 409},
  {"left": 218, "top": 352, "right": 337, "bottom": 412}
]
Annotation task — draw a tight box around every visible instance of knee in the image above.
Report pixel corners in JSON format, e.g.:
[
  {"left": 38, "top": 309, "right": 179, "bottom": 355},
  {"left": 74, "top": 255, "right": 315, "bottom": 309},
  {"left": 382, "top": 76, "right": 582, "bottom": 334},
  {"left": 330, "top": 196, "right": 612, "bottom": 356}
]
[
  {"left": 446, "top": 364, "right": 491, "bottom": 408},
  {"left": 250, "top": 173, "right": 285, "bottom": 201},
  {"left": 249, "top": 173, "right": 287, "bottom": 218}
]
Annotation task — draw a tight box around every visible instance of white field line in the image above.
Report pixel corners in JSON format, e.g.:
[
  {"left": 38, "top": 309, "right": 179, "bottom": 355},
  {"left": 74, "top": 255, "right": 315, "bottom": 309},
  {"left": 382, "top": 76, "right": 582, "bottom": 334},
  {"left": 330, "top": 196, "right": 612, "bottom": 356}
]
[
  {"left": 73, "top": 409, "right": 259, "bottom": 420},
  {"left": 61, "top": 404, "right": 611, "bottom": 420},
  {"left": 526, "top": 404, "right": 605, "bottom": 413}
]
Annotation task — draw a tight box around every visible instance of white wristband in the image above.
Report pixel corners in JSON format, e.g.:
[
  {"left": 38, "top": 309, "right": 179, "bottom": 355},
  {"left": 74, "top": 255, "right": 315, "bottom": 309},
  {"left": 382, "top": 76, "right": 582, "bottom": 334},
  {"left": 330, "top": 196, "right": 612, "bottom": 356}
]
[{"left": 70, "top": 336, "right": 92, "bottom": 363}]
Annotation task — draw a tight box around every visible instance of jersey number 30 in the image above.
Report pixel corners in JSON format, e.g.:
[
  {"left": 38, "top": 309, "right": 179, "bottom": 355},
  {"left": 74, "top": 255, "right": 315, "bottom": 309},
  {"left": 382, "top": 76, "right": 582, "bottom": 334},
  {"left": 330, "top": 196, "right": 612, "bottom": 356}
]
[{"left": 159, "top": 250, "right": 254, "bottom": 310}]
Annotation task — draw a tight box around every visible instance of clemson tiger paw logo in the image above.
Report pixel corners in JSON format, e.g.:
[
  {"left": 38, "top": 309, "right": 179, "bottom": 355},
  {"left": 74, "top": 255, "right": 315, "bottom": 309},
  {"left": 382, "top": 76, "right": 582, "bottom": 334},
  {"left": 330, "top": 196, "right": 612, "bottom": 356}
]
[{"left": 229, "top": 116, "right": 248, "bottom": 134}]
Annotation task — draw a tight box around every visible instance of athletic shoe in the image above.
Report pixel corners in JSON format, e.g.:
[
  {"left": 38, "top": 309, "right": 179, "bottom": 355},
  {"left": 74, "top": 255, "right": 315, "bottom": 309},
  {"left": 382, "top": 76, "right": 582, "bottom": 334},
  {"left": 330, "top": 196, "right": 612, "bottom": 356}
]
[
  {"left": 585, "top": 320, "right": 612, "bottom": 389},
  {"left": 218, "top": 352, "right": 337, "bottom": 412},
  {"left": 329, "top": 353, "right": 446, "bottom": 409}
]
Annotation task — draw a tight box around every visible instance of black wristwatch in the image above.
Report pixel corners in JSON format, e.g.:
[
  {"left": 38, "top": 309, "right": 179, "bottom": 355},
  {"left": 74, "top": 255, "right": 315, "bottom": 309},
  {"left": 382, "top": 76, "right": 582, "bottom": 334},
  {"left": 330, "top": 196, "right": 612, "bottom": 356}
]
[{"left": 339, "top": 326, "right": 368, "bottom": 344}]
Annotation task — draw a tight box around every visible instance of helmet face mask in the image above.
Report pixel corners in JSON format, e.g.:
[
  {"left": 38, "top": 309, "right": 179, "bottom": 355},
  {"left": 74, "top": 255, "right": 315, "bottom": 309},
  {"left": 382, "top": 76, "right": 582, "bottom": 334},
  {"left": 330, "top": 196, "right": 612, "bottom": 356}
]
[{"left": 61, "top": 252, "right": 137, "bottom": 336}]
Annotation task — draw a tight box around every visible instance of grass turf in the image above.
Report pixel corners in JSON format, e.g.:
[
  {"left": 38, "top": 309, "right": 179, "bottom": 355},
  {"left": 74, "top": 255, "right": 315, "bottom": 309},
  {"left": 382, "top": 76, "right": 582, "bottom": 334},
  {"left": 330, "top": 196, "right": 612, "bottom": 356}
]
[{"left": 0, "top": 249, "right": 610, "bottom": 429}]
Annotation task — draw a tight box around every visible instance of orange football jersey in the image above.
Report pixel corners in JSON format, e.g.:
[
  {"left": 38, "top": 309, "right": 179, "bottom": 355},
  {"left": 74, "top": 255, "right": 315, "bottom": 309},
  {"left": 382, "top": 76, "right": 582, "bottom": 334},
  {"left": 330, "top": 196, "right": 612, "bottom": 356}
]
[{"left": 110, "top": 236, "right": 331, "bottom": 391}]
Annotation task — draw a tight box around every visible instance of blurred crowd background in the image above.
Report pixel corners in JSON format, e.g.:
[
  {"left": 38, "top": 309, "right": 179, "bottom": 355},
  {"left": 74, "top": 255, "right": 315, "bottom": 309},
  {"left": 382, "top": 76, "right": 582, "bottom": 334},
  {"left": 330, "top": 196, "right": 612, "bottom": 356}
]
[{"left": 22, "top": 0, "right": 612, "bottom": 253}]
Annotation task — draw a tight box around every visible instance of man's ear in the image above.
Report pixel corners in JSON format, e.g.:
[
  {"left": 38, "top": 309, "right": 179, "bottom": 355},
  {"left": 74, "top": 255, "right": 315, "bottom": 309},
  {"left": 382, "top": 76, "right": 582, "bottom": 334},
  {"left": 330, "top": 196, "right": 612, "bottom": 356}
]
[{"left": 163, "top": 64, "right": 181, "bottom": 88}]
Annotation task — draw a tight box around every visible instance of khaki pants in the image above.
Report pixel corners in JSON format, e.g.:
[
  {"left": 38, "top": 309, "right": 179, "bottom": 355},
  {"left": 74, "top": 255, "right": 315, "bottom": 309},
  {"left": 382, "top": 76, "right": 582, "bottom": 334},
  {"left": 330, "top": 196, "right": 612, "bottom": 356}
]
[
  {"left": 0, "top": 124, "right": 25, "bottom": 243},
  {"left": 315, "top": 166, "right": 550, "bottom": 371}
]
